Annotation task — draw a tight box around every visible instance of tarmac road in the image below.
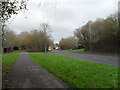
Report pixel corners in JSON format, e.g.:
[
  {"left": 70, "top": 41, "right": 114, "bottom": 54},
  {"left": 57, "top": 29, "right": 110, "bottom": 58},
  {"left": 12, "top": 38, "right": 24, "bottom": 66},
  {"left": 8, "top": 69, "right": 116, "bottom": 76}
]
[{"left": 51, "top": 50, "right": 119, "bottom": 67}]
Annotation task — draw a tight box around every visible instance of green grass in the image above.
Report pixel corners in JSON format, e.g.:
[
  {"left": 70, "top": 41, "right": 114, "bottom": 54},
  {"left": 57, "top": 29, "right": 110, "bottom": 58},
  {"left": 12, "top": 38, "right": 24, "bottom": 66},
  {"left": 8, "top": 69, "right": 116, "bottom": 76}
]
[
  {"left": 64, "top": 48, "right": 85, "bottom": 52},
  {"left": 29, "top": 52, "right": 118, "bottom": 88},
  {"left": 2, "top": 51, "right": 21, "bottom": 74}
]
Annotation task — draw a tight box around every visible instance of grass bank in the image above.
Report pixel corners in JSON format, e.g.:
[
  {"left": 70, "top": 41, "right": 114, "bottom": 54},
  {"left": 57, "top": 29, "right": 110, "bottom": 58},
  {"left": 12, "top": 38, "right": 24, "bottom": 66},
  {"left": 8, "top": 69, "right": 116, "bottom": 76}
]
[
  {"left": 64, "top": 48, "right": 85, "bottom": 52},
  {"left": 29, "top": 52, "right": 118, "bottom": 88},
  {"left": 2, "top": 51, "right": 21, "bottom": 74}
]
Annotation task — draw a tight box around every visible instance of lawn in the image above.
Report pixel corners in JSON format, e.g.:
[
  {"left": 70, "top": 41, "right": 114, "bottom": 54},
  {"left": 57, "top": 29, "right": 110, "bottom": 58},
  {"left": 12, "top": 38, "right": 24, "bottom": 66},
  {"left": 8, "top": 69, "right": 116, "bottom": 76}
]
[
  {"left": 64, "top": 48, "right": 85, "bottom": 52},
  {"left": 2, "top": 51, "right": 21, "bottom": 74},
  {"left": 29, "top": 52, "right": 118, "bottom": 88}
]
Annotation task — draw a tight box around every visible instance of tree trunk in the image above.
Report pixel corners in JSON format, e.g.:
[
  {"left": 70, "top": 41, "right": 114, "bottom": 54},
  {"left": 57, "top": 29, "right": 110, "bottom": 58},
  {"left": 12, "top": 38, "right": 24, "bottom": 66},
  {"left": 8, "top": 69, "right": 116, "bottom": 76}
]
[{"left": 45, "top": 44, "right": 47, "bottom": 52}]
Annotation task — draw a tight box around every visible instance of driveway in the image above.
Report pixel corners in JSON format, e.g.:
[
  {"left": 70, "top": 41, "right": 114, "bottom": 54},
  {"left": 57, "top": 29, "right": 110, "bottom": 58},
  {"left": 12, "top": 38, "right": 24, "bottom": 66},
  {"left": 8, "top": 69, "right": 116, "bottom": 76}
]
[{"left": 51, "top": 50, "right": 118, "bottom": 67}]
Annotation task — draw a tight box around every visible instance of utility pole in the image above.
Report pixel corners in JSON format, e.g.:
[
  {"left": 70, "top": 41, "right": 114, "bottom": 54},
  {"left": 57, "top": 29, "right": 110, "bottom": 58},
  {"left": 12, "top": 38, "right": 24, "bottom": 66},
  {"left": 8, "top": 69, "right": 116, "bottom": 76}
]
[
  {"left": 118, "top": 1, "right": 120, "bottom": 54},
  {"left": 44, "top": 29, "right": 47, "bottom": 52}
]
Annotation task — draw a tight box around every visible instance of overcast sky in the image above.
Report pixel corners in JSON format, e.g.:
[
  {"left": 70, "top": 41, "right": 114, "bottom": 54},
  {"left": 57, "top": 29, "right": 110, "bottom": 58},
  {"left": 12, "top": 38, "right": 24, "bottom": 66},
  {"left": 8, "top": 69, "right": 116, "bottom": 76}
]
[{"left": 7, "top": 0, "right": 119, "bottom": 43}]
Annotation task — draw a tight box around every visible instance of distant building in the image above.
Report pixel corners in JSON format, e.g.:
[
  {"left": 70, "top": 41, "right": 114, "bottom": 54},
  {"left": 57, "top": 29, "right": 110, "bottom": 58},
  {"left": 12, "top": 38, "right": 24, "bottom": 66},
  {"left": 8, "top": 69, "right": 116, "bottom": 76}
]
[
  {"left": 55, "top": 47, "right": 60, "bottom": 50},
  {"left": 48, "top": 46, "right": 52, "bottom": 51},
  {"left": 4, "top": 47, "right": 12, "bottom": 53},
  {"left": 54, "top": 43, "right": 60, "bottom": 50}
]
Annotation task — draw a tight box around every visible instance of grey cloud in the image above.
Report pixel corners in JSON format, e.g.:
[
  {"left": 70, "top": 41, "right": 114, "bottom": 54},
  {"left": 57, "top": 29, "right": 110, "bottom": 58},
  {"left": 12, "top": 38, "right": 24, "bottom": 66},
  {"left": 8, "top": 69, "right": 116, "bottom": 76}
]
[{"left": 7, "top": 0, "right": 118, "bottom": 43}]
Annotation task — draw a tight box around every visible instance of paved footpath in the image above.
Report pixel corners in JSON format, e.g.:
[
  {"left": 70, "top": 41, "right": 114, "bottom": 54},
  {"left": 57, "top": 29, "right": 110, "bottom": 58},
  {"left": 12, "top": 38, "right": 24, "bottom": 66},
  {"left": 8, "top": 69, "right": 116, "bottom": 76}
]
[
  {"left": 51, "top": 50, "right": 118, "bottom": 67},
  {"left": 7, "top": 52, "right": 66, "bottom": 88}
]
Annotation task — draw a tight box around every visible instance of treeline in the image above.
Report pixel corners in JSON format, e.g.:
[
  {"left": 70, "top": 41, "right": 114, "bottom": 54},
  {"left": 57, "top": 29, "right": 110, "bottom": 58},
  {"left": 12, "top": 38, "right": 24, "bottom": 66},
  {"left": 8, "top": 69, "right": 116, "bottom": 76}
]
[
  {"left": 74, "top": 13, "right": 118, "bottom": 52},
  {"left": 3, "top": 13, "right": 118, "bottom": 53},
  {"left": 18, "top": 30, "right": 53, "bottom": 52},
  {"left": 3, "top": 23, "right": 53, "bottom": 52},
  {"left": 59, "top": 36, "right": 78, "bottom": 50}
]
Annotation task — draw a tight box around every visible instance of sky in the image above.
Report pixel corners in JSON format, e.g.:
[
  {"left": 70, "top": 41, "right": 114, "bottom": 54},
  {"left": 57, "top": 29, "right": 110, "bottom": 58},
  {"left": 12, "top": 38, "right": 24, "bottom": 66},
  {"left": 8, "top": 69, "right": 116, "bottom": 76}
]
[{"left": 7, "top": 0, "right": 119, "bottom": 43}]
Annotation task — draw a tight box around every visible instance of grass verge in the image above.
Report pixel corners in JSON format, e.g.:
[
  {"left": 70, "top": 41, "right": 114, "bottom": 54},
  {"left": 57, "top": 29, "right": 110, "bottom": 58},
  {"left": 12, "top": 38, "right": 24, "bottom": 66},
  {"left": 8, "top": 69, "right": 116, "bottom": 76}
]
[
  {"left": 64, "top": 48, "right": 85, "bottom": 52},
  {"left": 29, "top": 52, "right": 118, "bottom": 88},
  {"left": 2, "top": 51, "right": 21, "bottom": 74}
]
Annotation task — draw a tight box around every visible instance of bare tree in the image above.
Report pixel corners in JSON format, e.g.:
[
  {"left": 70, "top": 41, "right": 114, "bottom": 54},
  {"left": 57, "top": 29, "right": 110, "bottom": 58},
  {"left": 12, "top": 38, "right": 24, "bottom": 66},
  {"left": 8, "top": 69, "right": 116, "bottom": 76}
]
[{"left": 40, "top": 23, "right": 51, "bottom": 52}]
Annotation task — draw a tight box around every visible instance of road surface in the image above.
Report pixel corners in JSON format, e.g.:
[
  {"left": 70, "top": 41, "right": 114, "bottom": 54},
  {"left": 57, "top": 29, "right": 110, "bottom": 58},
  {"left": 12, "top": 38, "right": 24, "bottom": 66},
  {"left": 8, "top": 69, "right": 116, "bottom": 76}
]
[{"left": 51, "top": 50, "right": 118, "bottom": 67}]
